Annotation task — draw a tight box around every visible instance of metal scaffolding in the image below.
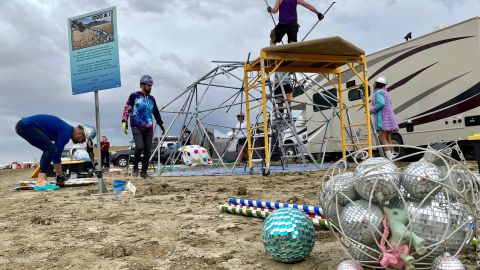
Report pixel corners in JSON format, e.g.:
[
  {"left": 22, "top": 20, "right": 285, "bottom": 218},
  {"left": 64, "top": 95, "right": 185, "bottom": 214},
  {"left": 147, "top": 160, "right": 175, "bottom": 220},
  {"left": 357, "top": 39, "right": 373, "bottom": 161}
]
[
  {"left": 243, "top": 37, "right": 373, "bottom": 175},
  {"left": 149, "top": 37, "right": 373, "bottom": 176}
]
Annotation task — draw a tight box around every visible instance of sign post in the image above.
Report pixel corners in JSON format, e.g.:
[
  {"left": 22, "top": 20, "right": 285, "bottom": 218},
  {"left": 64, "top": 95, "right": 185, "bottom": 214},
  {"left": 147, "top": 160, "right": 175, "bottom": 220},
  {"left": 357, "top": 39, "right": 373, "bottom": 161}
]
[{"left": 68, "top": 7, "right": 121, "bottom": 194}]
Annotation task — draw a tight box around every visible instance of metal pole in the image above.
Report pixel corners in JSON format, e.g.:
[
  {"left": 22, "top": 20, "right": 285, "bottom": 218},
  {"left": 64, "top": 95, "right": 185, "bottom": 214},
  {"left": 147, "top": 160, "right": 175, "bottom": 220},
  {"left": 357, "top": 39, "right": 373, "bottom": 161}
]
[
  {"left": 301, "top": 1, "right": 336, "bottom": 42},
  {"left": 264, "top": 0, "right": 277, "bottom": 26},
  {"left": 94, "top": 91, "right": 108, "bottom": 194}
]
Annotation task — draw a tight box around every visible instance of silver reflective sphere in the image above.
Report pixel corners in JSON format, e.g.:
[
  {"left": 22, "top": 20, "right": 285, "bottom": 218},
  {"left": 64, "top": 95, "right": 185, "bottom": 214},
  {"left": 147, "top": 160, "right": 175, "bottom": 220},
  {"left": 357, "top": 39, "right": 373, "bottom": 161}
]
[
  {"left": 321, "top": 172, "right": 357, "bottom": 225},
  {"left": 388, "top": 195, "right": 469, "bottom": 262},
  {"left": 339, "top": 200, "right": 383, "bottom": 246},
  {"left": 337, "top": 259, "right": 364, "bottom": 270},
  {"left": 83, "top": 124, "right": 97, "bottom": 140},
  {"left": 323, "top": 172, "right": 358, "bottom": 206},
  {"left": 347, "top": 243, "right": 380, "bottom": 265},
  {"left": 431, "top": 252, "right": 465, "bottom": 270},
  {"left": 402, "top": 161, "right": 443, "bottom": 200},
  {"left": 261, "top": 208, "right": 316, "bottom": 263},
  {"left": 354, "top": 157, "right": 400, "bottom": 204},
  {"left": 319, "top": 191, "right": 342, "bottom": 225}
]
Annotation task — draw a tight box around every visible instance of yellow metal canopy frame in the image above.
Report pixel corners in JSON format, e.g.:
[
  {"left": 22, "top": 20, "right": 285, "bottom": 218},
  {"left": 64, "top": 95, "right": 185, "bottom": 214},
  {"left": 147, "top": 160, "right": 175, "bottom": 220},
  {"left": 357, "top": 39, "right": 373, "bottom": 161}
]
[{"left": 243, "top": 36, "right": 373, "bottom": 174}]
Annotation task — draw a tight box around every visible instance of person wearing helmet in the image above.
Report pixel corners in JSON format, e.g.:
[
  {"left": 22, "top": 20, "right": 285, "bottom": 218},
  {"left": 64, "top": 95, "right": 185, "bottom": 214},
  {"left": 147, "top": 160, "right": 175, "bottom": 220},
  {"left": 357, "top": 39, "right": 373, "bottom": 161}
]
[
  {"left": 15, "top": 114, "right": 94, "bottom": 190},
  {"left": 370, "top": 76, "right": 399, "bottom": 160},
  {"left": 267, "top": 0, "right": 324, "bottom": 46},
  {"left": 121, "top": 75, "right": 165, "bottom": 178},
  {"left": 235, "top": 112, "right": 248, "bottom": 164}
]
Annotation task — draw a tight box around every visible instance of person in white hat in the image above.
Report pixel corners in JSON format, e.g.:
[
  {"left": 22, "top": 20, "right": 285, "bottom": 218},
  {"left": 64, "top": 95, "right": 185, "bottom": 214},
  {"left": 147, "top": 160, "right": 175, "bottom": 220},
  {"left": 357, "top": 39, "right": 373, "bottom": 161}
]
[
  {"left": 370, "top": 75, "right": 399, "bottom": 160},
  {"left": 235, "top": 112, "right": 248, "bottom": 163}
]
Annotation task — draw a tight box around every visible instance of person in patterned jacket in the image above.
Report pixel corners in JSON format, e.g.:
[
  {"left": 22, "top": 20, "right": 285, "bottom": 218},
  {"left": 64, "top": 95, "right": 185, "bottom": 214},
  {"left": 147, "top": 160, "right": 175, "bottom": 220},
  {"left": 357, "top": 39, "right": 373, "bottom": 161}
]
[
  {"left": 370, "top": 76, "right": 399, "bottom": 160},
  {"left": 122, "top": 75, "right": 165, "bottom": 178}
]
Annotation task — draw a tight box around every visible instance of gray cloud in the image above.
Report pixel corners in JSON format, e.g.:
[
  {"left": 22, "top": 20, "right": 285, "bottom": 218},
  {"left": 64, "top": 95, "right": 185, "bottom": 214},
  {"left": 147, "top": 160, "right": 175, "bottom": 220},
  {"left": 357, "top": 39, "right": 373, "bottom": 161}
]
[{"left": 1, "top": 0, "right": 480, "bottom": 163}]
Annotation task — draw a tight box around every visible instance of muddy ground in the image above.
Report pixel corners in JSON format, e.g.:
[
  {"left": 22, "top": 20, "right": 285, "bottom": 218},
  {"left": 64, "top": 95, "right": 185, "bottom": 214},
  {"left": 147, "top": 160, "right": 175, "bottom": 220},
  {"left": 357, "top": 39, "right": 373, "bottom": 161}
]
[{"left": 0, "top": 167, "right": 476, "bottom": 269}]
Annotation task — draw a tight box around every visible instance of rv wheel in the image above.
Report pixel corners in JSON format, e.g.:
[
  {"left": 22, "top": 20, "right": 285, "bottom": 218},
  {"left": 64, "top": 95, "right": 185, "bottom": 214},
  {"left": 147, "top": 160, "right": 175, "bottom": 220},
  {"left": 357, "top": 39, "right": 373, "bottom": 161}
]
[{"left": 391, "top": 133, "right": 405, "bottom": 159}]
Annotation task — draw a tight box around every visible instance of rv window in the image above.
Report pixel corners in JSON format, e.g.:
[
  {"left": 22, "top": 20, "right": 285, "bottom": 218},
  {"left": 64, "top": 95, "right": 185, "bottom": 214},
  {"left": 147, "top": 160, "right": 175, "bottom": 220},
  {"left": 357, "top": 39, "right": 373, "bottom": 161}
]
[
  {"left": 348, "top": 86, "right": 371, "bottom": 101},
  {"left": 293, "top": 84, "right": 304, "bottom": 97},
  {"left": 313, "top": 88, "right": 337, "bottom": 112},
  {"left": 349, "top": 89, "right": 361, "bottom": 101},
  {"left": 346, "top": 80, "right": 356, "bottom": 88}
]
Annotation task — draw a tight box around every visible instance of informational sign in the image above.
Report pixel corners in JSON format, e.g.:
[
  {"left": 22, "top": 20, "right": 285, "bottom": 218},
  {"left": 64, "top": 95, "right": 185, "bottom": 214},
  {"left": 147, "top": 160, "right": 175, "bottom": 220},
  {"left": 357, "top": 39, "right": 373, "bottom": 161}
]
[{"left": 68, "top": 7, "right": 121, "bottom": 94}]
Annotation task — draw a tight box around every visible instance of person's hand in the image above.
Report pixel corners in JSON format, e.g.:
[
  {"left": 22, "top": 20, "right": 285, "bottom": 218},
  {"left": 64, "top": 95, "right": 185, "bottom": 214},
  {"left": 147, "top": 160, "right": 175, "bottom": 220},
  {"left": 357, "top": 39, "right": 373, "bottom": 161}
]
[
  {"left": 267, "top": 6, "right": 272, "bottom": 13},
  {"left": 56, "top": 175, "right": 67, "bottom": 187},
  {"left": 160, "top": 124, "right": 166, "bottom": 135},
  {"left": 122, "top": 122, "right": 128, "bottom": 134},
  {"left": 317, "top": 12, "right": 324, "bottom": 21}
]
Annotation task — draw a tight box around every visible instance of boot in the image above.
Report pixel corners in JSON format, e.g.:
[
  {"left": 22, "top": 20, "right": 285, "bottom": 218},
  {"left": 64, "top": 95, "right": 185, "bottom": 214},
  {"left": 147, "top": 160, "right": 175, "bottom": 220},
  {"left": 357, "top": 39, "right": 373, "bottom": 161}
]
[
  {"left": 140, "top": 171, "right": 152, "bottom": 179},
  {"left": 132, "top": 167, "right": 139, "bottom": 177}
]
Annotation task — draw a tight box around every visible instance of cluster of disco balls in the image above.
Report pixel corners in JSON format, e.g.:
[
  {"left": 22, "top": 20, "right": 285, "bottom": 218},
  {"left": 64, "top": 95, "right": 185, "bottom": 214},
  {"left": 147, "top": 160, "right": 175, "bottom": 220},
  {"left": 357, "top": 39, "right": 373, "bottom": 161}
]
[{"left": 320, "top": 145, "right": 478, "bottom": 269}]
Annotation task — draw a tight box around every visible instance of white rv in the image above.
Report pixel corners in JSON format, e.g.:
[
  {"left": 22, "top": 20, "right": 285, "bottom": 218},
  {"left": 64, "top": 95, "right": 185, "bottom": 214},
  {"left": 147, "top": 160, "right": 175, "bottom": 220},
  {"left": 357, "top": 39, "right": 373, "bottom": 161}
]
[{"left": 290, "top": 17, "right": 480, "bottom": 158}]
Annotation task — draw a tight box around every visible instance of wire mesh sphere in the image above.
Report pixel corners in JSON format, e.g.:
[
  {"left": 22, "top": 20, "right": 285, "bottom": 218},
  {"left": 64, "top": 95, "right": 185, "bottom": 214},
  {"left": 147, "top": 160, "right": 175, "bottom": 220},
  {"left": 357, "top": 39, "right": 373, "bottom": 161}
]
[
  {"left": 402, "top": 160, "right": 444, "bottom": 200},
  {"left": 322, "top": 145, "right": 479, "bottom": 269},
  {"left": 388, "top": 194, "right": 469, "bottom": 262},
  {"left": 354, "top": 157, "right": 400, "bottom": 204},
  {"left": 261, "top": 208, "right": 316, "bottom": 263},
  {"left": 339, "top": 200, "right": 384, "bottom": 246},
  {"left": 431, "top": 252, "right": 465, "bottom": 270},
  {"left": 337, "top": 259, "right": 364, "bottom": 270},
  {"left": 347, "top": 242, "right": 381, "bottom": 265}
]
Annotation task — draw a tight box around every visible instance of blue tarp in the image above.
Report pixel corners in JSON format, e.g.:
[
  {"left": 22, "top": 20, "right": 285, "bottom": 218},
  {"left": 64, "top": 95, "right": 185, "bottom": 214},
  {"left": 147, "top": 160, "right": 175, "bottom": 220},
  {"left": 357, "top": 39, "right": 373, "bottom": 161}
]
[{"left": 159, "top": 163, "right": 339, "bottom": 177}]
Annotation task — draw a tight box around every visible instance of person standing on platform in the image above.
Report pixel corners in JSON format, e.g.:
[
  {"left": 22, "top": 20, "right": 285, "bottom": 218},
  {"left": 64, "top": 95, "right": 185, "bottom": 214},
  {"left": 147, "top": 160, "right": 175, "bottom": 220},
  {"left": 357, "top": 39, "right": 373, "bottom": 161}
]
[{"left": 267, "top": 0, "right": 324, "bottom": 46}]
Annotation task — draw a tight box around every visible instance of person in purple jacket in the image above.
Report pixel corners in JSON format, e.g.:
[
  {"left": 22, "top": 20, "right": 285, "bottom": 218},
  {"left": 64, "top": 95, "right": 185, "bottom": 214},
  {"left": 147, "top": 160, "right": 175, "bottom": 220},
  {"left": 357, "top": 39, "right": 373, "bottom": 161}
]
[
  {"left": 370, "top": 76, "right": 399, "bottom": 160},
  {"left": 267, "top": 0, "right": 324, "bottom": 46},
  {"left": 122, "top": 75, "right": 165, "bottom": 179},
  {"left": 15, "top": 114, "right": 96, "bottom": 191}
]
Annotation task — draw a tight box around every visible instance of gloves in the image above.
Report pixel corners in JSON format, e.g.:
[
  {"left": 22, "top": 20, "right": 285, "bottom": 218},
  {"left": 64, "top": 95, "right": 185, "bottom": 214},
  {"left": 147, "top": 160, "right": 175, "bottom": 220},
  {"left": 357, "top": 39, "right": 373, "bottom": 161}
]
[
  {"left": 56, "top": 175, "right": 67, "bottom": 187},
  {"left": 317, "top": 12, "right": 324, "bottom": 21},
  {"left": 267, "top": 6, "right": 272, "bottom": 13},
  {"left": 160, "top": 124, "right": 166, "bottom": 135},
  {"left": 122, "top": 122, "right": 128, "bottom": 134}
]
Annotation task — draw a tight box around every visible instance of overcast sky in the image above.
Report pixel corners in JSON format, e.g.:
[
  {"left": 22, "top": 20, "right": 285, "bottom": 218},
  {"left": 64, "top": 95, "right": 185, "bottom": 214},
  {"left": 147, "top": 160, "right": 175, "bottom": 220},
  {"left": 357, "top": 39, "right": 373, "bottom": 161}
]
[{"left": 1, "top": 0, "right": 479, "bottom": 164}]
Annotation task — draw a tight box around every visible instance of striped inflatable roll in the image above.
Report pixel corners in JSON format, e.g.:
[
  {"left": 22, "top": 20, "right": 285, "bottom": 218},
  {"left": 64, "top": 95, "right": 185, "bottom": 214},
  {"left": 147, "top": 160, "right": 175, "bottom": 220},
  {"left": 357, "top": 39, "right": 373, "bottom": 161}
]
[
  {"left": 220, "top": 204, "right": 329, "bottom": 230},
  {"left": 226, "top": 203, "right": 324, "bottom": 219},
  {"left": 227, "top": 197, "right": 323, "bottom": 216}
]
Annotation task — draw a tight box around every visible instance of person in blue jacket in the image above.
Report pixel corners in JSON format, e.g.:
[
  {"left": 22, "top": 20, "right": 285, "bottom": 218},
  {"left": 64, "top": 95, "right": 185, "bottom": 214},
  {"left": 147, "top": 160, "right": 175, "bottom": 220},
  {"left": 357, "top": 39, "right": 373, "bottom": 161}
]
[{"left": 15, "top": 114, "right": 96, "bottom": 191}]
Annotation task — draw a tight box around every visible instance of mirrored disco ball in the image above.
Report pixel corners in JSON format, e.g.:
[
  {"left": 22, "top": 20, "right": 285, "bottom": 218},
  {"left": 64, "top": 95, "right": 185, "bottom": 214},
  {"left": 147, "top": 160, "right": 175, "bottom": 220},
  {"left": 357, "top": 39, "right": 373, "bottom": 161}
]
[
  {"left": 347, "top": 242, "right": 380, "bottom": 265},
  {"left": 402, "top": 160, "right": 444, "bottom": 200},
  {"left": 388, "top": 195, "right": 469, "bottom": 262},
  {"left": 339, "top": 200, "right": 383, "bottom": 246},
  {"left": 354, "top": 157, "right": 400, "bottom": 204},
  {"left": 261, "top": 208, "right": 315, "bottom": 263},
  {"left": 323, "top": 172, "right": 358, "bottom": 206},
  {"left": 319, "top": 190, "right": 342, "bottom": 225},
  {"left": 431, "top": 252, "right": 465, "bottom": 270},
  {"left": 337, "top": 259, "right": 364, "bottom": 270},
  {"left": 321, "top": 172, "right": 357, "bottom": 225}
]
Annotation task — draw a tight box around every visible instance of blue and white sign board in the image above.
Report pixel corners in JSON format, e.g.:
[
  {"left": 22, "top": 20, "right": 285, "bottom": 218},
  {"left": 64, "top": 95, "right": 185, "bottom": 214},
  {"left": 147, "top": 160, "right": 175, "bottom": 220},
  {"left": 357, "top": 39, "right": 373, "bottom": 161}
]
[{"left": 68, "top": 7, "right": 121, "bottom": 95}]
